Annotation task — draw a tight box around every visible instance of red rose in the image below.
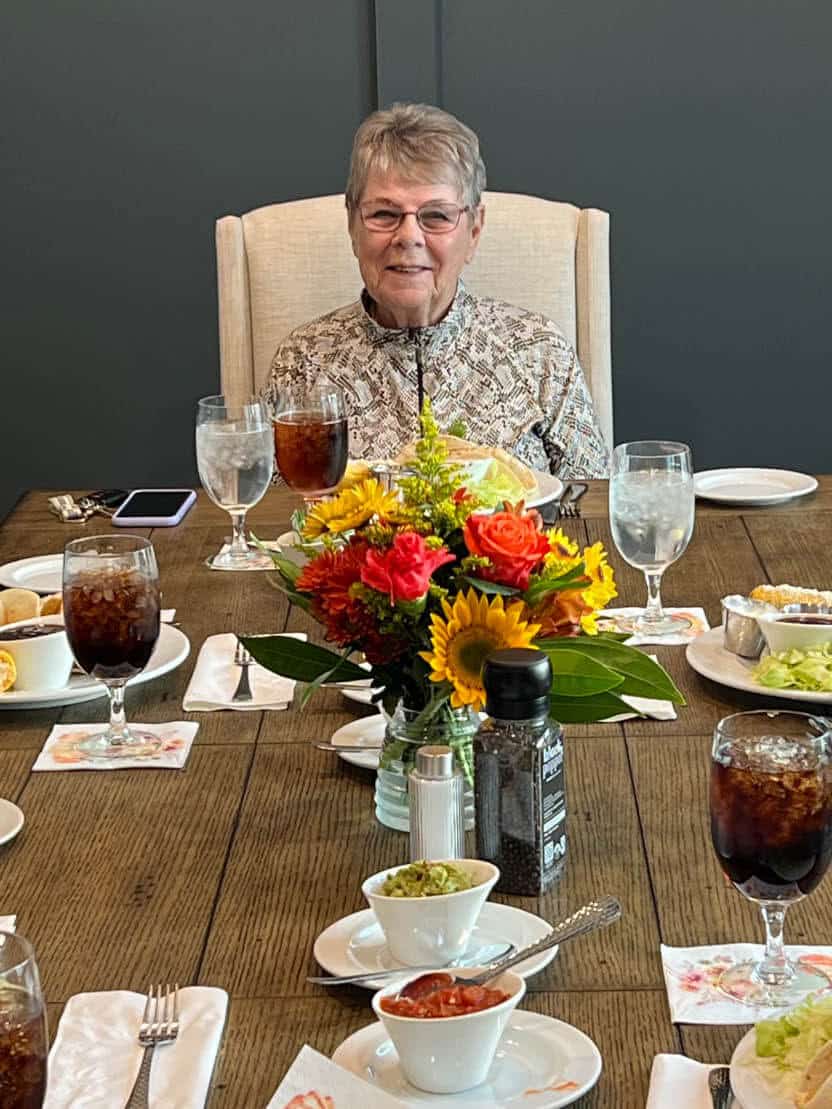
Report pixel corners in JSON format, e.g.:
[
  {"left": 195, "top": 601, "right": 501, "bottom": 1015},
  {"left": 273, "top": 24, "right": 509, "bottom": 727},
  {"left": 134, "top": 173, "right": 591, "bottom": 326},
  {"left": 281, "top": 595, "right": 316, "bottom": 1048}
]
[
  {"left": 361, "top": 532, "right": 455, "bottom": 605},
  {"left": 463, "top": 507, "right": 550, "bottom": 590}
]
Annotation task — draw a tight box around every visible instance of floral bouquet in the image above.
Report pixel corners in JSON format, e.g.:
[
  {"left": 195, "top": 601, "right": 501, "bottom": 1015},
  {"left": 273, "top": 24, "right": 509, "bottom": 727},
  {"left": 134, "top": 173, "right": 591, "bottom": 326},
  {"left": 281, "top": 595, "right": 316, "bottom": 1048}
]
[{"left": 245, "top": 403, "right": 684, "bottom": 786}]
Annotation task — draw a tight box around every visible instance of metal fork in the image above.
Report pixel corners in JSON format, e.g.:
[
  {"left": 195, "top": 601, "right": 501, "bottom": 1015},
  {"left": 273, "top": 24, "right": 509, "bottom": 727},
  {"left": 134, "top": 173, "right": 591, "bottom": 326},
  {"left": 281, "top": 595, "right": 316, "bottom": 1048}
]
[
  {"left": 232, "top": 639, "right": 253, "bottom": 702},
  {"left": 560, "top": 482, "right": 588, "bottom": 518},
  {"left": 125, "top": 983, "right": 180, "bottom": 1109}
]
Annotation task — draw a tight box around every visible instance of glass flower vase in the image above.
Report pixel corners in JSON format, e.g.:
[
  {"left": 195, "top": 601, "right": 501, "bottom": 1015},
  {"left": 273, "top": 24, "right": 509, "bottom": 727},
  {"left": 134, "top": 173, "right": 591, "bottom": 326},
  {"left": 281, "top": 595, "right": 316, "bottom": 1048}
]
[{"left": 374, "top": 700, "right": 477, "bottom": 832}]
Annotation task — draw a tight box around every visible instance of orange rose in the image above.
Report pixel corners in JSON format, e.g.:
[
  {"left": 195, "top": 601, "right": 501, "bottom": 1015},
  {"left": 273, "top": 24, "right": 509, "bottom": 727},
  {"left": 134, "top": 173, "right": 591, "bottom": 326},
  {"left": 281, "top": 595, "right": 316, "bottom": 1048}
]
[{"left": 463, "top": 507, "right": 550, "bottom": 590}]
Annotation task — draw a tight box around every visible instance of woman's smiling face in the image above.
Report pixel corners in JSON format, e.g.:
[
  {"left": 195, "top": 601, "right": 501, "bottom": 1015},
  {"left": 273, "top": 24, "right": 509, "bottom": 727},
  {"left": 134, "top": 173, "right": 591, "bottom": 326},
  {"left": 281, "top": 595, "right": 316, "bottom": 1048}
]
[{"left": 350, "top": 170, "right": 483, "bottom": 329}]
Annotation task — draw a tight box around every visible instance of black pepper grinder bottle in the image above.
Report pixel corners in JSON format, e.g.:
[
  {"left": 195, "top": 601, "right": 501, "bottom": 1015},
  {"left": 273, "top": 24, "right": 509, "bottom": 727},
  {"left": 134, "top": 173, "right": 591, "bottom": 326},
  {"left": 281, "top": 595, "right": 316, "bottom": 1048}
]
[{"left": 474, "top": 648, "right": 566, "bottom": 895}]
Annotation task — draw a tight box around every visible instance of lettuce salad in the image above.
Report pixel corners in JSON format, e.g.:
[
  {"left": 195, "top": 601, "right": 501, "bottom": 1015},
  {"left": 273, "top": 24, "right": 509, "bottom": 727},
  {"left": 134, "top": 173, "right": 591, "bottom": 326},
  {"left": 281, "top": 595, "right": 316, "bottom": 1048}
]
[
  {"left": 757, "top": 993, "right": 832, "bottom": 1072},
  {"left": 754, "top": 644, "right": 832, "bottom": 693}
]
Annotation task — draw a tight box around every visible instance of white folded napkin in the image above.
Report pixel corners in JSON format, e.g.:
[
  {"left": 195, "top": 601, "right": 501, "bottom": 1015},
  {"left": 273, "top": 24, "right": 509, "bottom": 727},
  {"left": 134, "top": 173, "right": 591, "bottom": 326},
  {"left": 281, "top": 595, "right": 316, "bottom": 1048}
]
[
  {"left": 662, "top": 942, "right": 832, "bottom": 1023},
  {"left": 45, "top": 987, "right": 227, "bottom": 1108},
  {"left": 32, "top": 723, "right": 199, "bottom": 771},
  {"left": 646, "top": 1054, "right": 725, "bottom": 1108},
  {"left": 0, "top": 916, "right": 15, "bottom": 932},
  {"left": 183, "top": 633, "right": 306, "bottom": 711},
  {"left": 266, "top": 1044, "right": 407, "bottom": 1108},
  {"left": 602, "top": 657, "right": 677, "bottom": 721},
  {"left": 597, "top": 607, "right": 710, "bottom": 646}
]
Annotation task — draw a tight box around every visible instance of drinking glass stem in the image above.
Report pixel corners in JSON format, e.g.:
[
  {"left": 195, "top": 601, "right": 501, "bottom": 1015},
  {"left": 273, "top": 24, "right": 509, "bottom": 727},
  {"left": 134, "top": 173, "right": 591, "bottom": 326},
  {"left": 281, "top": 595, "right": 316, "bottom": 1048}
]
[
  {"left": 641, "top": 570, "right": 666, "bottom": 625},
  {"left": 105, "top": 681, "right": 131, "bottom": 745},
  {"left": 229, "top": 511, "right": 249, "bottom": 557},
  {"left": 756, "top": 902, "right": 794, "bottom": 986}
]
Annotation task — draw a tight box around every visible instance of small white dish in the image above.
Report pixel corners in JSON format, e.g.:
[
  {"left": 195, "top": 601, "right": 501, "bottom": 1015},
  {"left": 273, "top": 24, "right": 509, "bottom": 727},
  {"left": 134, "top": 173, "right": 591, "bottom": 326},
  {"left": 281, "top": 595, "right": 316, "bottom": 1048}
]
[
  {"left": 0, "top": 553, "right": 63, "bottom": 594},
  {"left": 0, "top": 623, "right": 190, "bottom": 709},
  {"left": 694, "top": 468, "right": 818, "bottom": 505},
  {"left": 0, "top": 615, "right": 73, "bottom": 692},
  {"left": 371, "top": 969, "right": 525, "bottom": 1094},
  {"left": 686, "top": 626, "right": 832, "bottom": 704},
  {"left": 332, "top": 1010, "right": 603, "bottom": 1107},
  {"left": 329, "top": 715, "right": 385, "bottom": 769},
  {"left": 0, "top": 799, "right": 24, "bottom": 846},
  {"left": 730, "top": 1026, "right": 792, "bottom": 1109},
  {"left": 363, "top": 860, "right": 499, "bottom": 967},
  {"left": 313, "top": 902, "right": 558, "bottom": 991},
  {"left": 756, "top": 611, "right": 832, "bottom": 654}
]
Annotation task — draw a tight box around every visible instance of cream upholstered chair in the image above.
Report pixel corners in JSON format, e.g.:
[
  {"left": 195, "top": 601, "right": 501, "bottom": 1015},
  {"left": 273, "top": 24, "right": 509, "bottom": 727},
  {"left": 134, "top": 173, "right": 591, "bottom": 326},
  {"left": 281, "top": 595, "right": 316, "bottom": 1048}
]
[{"left": 216, "top": 191, "right": 613, "bottom": 446}]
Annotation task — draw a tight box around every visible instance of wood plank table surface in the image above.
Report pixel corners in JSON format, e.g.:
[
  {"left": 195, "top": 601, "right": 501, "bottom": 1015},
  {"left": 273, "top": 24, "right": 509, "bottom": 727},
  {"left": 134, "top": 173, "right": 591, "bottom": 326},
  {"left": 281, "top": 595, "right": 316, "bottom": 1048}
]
[{"left": 2, "top": 477, "right": 831, "bottom": 1106}]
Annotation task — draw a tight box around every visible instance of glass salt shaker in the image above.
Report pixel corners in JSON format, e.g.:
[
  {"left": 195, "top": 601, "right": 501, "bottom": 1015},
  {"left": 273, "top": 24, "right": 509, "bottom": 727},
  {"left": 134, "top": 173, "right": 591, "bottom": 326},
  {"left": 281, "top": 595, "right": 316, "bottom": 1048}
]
[
  {"left": 408, "top": 745, "right": 465, "bottom": 861},
  {"left": 474, "top": 648, "right": 566, "bottom": 895}
]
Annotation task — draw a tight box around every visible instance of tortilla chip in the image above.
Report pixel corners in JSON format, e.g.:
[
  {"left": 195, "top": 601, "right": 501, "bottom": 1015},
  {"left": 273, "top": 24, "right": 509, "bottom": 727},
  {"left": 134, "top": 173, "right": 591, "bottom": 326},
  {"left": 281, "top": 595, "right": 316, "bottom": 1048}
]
[
  {"left": 39, "top": 594, "right": 63, "bottom": 617},
  {"left": 1, "top": 588, "right": 41, "bottom": 624}
]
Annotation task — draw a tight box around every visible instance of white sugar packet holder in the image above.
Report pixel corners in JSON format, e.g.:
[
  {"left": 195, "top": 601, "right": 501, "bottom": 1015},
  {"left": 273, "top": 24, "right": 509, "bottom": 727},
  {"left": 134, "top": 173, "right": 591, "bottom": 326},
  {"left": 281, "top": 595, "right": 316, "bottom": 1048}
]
[
  {"left": 45, "top": 987, "right": 228, "bottom": 1108},
  {"left": 266, "top": 1044, "right": 407, "bottom": 1108},
  {"left": 662, "top": 942, "right": 832, "bottom": 1023},
  {"left": 183, "top": 633, "right": 306, "bottom": 711},
  {"left": 33, "top": 722, "right": 199, "bottom": 771},
  {"left": 597, "top": 607, "right": 709, "bottom": 645},
  {"left": 646, "top": 1054, "right": 725, "bottom": 1109}
]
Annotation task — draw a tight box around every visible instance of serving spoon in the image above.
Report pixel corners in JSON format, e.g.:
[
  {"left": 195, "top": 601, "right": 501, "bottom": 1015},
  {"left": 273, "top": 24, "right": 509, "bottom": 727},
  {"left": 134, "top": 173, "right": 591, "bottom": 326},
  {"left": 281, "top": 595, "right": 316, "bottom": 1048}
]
[{"left": 396, "top": 894, "right": 621, "bottom": 1001}]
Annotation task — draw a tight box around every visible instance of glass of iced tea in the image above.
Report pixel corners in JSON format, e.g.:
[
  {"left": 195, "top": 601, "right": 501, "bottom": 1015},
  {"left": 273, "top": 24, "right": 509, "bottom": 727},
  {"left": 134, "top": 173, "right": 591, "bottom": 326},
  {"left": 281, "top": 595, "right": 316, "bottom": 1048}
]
[
  {"left": 272, "top": 381, "right": 349, "bottom": 500},
  {"left": 710, "top": 710, "right": 832, "bottom": 1006},
  {"left": 63, "top": 535, "right": 161, "bottom": 759},
  {"left": 0, "top": 933, "right": 47, "bottom": 1108}
]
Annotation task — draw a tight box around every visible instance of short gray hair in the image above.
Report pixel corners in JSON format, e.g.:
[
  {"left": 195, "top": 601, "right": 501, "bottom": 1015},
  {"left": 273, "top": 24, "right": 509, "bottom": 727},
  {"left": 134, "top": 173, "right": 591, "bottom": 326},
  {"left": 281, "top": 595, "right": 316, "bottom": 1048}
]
[{"left": 345, "top": 103, "right": 487, "bottom": 213}]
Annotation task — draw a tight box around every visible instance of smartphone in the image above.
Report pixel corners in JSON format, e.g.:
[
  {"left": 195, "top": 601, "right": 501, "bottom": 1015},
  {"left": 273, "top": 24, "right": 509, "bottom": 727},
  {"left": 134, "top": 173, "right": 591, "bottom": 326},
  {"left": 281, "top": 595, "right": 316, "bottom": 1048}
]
[{"left": 111, "top": 489, "right": 197, "bottom": 527}]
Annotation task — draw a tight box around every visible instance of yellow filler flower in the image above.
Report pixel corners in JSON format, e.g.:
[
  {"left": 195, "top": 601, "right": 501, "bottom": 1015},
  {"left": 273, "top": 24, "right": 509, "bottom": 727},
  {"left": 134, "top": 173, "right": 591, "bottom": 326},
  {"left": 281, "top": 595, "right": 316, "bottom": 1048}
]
[
  {"left": 302, "top": 479, "right": 400, "bottom": 540},
  {"left": 420, "top": 588, "right": 540, "bottom": 712}
]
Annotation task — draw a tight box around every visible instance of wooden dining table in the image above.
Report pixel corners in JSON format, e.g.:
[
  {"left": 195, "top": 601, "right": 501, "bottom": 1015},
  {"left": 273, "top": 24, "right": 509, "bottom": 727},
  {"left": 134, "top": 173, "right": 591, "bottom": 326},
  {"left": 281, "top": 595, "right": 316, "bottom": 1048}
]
[{"left": 1, "top": 478, "right": 831, "bottom": 1106}]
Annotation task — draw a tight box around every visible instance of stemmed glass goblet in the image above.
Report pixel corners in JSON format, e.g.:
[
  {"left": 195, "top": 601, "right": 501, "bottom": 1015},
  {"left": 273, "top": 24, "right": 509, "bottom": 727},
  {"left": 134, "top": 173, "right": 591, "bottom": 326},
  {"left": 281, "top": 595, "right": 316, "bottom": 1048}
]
[
  {"left": 196, "top": 395, "right": 274, "bottom": 569},
  {"left": 63, "top": 534, "right": 161, "bottom": 759},
  {"left": 0, "top": 932, "right": 48, "bottom": 1106},
  {"left": 710, "top": 710, "right": 832, "bottom": 1007},
  {"left": 272, "top": 380, "right": 349, "bottom": 501},
  {"left": 609, "top": 440, "right": 695, "bottom": 636}
]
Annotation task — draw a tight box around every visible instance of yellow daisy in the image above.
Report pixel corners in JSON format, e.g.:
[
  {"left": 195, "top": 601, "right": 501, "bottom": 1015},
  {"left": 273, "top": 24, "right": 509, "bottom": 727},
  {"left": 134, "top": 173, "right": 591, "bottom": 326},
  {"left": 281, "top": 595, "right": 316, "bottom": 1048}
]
[
  {"left": 581, "top": 542, "right": 618, "bottom": 610},
  {"left": 302, "top": 479, "right": 400, "bottom": 539},
  {"left": 419, "top": 588, "right": 541, "bottom": 712}
]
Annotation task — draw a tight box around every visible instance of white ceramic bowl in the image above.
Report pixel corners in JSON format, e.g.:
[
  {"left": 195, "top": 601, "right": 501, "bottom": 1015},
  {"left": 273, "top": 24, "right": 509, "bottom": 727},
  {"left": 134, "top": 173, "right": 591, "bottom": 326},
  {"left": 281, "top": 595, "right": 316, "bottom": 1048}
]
[
  {"left": 362, "top": 859, "right": 499, "bottom": 967},
  {"left": 756, "top": 611, "right": 832, "bottom": 655},
  {"left": 0, "top": 615, "right": 73, "bottom": 692},
  {"left": 371, "top": 968, "right": 525, "bottom": 1093}
]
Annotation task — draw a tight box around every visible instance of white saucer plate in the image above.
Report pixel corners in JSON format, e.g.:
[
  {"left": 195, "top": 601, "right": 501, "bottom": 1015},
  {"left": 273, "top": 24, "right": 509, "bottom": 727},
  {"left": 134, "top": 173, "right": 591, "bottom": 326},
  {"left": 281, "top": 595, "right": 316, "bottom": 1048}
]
[
  {"left": 0, "top": 799, "right": 24, "bottom": 846},
  {"left": 0, "top": 624, "right": 191, "bottom": 709},
  {"left": 0, "top": 554, "right": 63, "bottom": 594},
  {"left": 332, "top": 1011, "right": 602, "bottom": 1108},
  {"left": 313, "top": 902, "right": 558, "bottom": 990},
  {"left": 694, "top": 468, "right": 817, "bottom": 506},
  {"left": 730, "top": 1027, "right": 793, "bottom": 1109},
  {"left": 686, "top": 626, "right": 832, "bottom": 705},
  {"left": 329, "top": 714, "right": 384, "bottom": 769}
]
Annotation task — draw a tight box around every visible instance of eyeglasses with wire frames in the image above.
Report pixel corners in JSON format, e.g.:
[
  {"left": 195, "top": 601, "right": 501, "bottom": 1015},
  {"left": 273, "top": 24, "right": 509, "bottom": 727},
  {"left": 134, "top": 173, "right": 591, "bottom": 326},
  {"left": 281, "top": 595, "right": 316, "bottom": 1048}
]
[{"left": 358, "top": 201, "right": 471, "bottom": 234}]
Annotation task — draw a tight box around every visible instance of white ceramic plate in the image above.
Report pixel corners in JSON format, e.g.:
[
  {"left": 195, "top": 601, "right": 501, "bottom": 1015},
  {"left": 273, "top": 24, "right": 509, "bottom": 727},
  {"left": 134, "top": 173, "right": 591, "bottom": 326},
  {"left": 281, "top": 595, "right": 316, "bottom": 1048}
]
[
  {"left": 330, "top": 714, "right": 385, "bottom": 769},
  {"left": 332, "top": 1011, "right": 602, "bottom": 1107},
  {"left": 313, "top": 902, "right": 558, "bottom": 991},
  {"left": 0, "top": 624, "right": 190, "bottom": 709},
  {"left": 730, "top": 1027, "right": 793, "bottom": 1109},
  {"left": 0, "top": 554, "right": 63, "bottom": 594},
  {"left": 0, "top": 799, "right": 24, "bottom": 846},
  {"left": 694, "top": 468, "right": 818, "bottom": 505},
  {"left": 686, "top": 626, "right": 832, "bottom": 705}
]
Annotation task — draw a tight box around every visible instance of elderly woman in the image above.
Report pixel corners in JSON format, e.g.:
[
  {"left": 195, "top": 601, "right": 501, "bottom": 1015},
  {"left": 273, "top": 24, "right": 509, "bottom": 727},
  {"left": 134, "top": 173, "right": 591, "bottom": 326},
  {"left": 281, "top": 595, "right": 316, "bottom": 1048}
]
[{"left": 265, "top": 103, "right": 608, "bottom": 479}]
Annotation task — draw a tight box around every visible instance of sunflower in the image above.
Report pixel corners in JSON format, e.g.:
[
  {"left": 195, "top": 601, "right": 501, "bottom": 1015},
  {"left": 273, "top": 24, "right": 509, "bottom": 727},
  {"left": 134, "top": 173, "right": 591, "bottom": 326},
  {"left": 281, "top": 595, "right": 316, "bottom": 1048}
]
[
  {"left": 581, "top": 542, "right": 617, "bottom": 610},
  {"left": 302, "top": 479, "right": 400, "bottom": 539},
  {"left": 419, "top": 588, "right": 540, "bottom": 711},
  {"left": 543, "top": 527, "right": 581, "bottom": 577}
]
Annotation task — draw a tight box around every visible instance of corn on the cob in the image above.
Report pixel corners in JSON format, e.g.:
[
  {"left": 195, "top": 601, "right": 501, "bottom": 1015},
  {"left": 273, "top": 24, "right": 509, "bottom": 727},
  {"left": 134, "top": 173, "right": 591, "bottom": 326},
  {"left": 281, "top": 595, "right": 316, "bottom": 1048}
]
[{"left": 749, "top": 584, "right": 832, "bottom": 609}]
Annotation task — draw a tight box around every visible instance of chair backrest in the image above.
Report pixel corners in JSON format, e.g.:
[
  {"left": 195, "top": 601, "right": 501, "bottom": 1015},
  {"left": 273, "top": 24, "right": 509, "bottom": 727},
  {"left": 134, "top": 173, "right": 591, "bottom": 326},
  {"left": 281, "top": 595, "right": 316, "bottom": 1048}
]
[{"left": 216, "top": 191, "right": 613, "bottom": 446}]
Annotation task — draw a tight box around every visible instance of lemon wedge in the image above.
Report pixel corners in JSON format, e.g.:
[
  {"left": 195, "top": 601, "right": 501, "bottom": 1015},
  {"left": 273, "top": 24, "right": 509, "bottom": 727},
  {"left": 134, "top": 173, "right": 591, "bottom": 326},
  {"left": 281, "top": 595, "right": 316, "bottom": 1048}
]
[{"left": 0, "top": 650, "right": 16, "bottom": 693}]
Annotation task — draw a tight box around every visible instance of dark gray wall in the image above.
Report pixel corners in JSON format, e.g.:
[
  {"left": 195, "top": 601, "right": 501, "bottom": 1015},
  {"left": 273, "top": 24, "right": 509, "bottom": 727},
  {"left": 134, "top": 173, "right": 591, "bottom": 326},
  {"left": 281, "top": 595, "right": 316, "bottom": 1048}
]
[
  {"left": 0, "top": 0, "right": 374, "bottom": 520},
  {"left": 3, "top": 0, "right": 831, "bottom": 521}
]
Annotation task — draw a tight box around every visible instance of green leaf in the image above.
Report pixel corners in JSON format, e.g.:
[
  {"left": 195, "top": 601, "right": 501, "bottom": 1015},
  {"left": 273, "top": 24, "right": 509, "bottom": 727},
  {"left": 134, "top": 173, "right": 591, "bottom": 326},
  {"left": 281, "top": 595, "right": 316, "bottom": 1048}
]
[
  {"left": 539, "top": 637, "right": 686, "bottom": 704},
  {"left": 460, "top": 576, "right": 521, "bottom": 597},
  {"left": 523, "top": 564, "right": 591, "bottom": 607},
  {"left": 549, "top": 691, "right": 642, "bottom": 723},
  {"left": 544, "top": 647, "right": 625, "bottom": 697},
  {"left": 239, "top": 636, "right": 368, "bottom": 683}
]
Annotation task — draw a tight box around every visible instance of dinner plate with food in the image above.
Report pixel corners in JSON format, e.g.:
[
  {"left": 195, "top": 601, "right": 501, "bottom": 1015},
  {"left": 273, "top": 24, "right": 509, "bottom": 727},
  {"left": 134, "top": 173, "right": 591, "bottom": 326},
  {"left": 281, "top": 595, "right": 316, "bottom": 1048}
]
[{"left": 686, "top": 585, "right": 832, "bottom": 704}]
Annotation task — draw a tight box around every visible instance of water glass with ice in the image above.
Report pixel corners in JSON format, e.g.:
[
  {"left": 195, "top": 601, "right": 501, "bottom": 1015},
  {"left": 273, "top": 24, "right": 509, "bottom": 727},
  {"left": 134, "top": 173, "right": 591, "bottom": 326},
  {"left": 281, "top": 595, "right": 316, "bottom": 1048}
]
[
  {"left": 609, "top": 440, "right": 694, "bottom": 636},
  {"left": 195, "top": 395, "right": 273, "bottom": 569}
]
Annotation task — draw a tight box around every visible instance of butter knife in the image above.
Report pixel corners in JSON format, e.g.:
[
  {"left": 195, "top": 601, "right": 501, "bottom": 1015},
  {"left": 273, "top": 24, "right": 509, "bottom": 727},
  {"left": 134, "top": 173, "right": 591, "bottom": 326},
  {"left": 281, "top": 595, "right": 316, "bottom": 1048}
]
[{"left": 708, "top": 1066, "right": 733, "bottom": 1108}]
